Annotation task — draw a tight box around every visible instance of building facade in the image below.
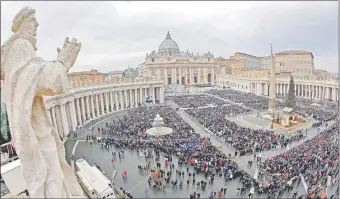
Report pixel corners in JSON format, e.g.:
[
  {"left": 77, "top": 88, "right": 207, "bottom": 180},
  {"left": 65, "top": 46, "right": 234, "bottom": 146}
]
[
  {"left": 216, "top": 50, "right": 317, "bottom": 80},
  {"left": 44, "top": 77, "right": 164, "bottom": 138},
  {"left": 140, "top": 31, "right": 218, "bottom": 85},
  {"left": 68, "top": 69, "right": 105, "bottom": 86},
  {"left": 274, "top": 50, "right": 315, "bottom": 80}
]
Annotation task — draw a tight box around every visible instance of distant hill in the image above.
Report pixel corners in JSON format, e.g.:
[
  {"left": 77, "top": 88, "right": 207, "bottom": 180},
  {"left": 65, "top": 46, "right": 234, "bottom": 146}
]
[{"left": 329, "top": 72, "right": 338, "bottom": 77}]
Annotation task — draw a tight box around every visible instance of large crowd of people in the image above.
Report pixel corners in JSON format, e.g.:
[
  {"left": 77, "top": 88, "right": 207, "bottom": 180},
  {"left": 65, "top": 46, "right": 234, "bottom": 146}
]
[
  {"left": 96, "top": 105, "right": 263, "bottom": 197},
  {"left": 206, "top": 90, "right": 285, "bottom": 110},
  {"left": 85, "top": 87, "right": 338, "bottom": 199},
  {"left": 167, "top": 95, "right": 228, "bottom": 108},
  {"left": 261, "top": 123, "right": 339, "bottom": 198},
  {"left": 185, "top": 106, "right": 307, "bottom": 155}
]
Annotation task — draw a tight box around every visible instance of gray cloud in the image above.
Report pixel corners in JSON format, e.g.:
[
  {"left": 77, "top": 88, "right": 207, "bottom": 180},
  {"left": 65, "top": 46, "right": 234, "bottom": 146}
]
[{"left": 1, "top": 1, "right": 338, "bottom": 73}]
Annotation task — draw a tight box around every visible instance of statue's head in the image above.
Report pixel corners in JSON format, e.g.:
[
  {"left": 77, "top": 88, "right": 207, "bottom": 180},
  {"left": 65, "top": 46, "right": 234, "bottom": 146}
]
[{"left": 11, "top": 7, "right": 38, "bottom": 36}]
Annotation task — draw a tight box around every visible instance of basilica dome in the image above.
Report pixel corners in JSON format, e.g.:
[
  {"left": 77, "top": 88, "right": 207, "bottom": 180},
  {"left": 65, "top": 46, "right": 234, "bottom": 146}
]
[{"left": 158, "top": 31, "right": 180, "bottom": 56}]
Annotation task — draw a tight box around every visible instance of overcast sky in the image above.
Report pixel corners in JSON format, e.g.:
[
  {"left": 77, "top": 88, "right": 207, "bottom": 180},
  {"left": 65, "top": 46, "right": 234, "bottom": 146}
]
[{"left": 1, "top": 1, "right": 338, "bottom": 73}]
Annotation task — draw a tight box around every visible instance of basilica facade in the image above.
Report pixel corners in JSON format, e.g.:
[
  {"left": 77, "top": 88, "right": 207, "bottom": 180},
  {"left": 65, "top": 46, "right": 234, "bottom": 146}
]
[{"left": 139, "top": 31, "right": 218, "bottom": 85}]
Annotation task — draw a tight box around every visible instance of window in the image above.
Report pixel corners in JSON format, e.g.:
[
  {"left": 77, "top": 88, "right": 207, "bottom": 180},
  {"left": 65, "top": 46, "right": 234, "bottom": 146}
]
[
  {"left": 151, "top": 58, "right": 155, "bottom": 62},
  {"left": 208, "top": 58, "right": 210, "bottom": 61}
]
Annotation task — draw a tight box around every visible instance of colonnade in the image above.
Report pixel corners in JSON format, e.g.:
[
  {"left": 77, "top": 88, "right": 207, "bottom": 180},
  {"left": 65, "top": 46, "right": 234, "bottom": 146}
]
[
  {"left": 217, "top": 75, "right": 339, "bottom": 102},
  {"left": 46, "top": 84, "right": 164, "bottom": 138}
]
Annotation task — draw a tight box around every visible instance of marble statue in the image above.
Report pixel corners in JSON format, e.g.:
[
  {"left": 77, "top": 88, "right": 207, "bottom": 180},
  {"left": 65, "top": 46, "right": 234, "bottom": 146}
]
[{"left": 1, "top": 7, "right": 84, "bottom": 198}]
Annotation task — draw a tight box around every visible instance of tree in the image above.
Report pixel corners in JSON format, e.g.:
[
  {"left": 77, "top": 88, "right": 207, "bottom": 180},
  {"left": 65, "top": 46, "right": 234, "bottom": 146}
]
[{"left": 285, "top": 76, "right": 296, "bottom": 109}]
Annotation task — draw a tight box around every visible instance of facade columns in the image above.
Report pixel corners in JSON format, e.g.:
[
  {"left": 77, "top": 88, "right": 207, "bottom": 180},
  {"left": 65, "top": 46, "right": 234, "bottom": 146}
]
[
  {"left": 69, "top": 100, "right": 77, "bottom": 130},
  {"left": 109, "top": 92, "right": 114, "bottom": 111},
  {"left": 116, "top": 91, "right": 120, "bottom": 110},
  {"left": 119, "top": 90, "right": 123, "bottom": 109},
  {"left": 75, "top": 98, "right": 82, "bottom": 126},
  {"left": 60, "top": 103, "right": 70, "bottom": 137},
  {"left": 51, "top": 106, "right": 58, "bottom": 130},
  {"left": 80, "top": 97, "right": 86, "bottom": 122},
  {"left": 55, "top": 105, "right": 64, "bottom": 137},
  {"left": 100, "top": 93, "right": 104, "bottom": 115},
  {"left": 197, "top": 67, "right": 201, "bottom": 83},
  {"left": 95, "top": 94, "right": 100, "bottom": 116},
  {"left": 90, "top": 95, "right": 95, "bottom": 118},
  {"left": 140, "top": 88, "right": 144, "bottom": 105},
  {"left": 129, "top": 89, "right": 133, "bottom": 107},
  {"left": 105, "top": 92, "right": 109, "bottom": 113},
  {"left": 85, "top": 96, "right": 90, "bottom": 117},
  {"left": 134, "top": 89, "right": 138, "bottom": 107},
  {"left": 124, "top": 90, "right": 128, "bottom": 108}
]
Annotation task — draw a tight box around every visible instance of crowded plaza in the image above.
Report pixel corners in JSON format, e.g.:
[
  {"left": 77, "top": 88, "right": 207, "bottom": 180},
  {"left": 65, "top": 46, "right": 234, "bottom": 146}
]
[{"left": 68, "top": 85, "right": 338, "bottom": 199}]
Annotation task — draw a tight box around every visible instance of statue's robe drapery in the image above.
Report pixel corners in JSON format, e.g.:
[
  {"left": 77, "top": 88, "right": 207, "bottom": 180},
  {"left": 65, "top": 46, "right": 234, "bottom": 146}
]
[{"left": 2, "top": 35, "right": 83, "bottom": 198}]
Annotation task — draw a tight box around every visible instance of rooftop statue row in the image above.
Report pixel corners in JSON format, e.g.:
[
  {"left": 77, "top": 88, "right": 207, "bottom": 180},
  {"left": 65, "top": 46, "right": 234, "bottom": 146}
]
[
  {"left": 146, "top": 50, "right": 214, "bottom": 59},
  {"left": 69, "top": 76, "right": 162, "bottom": 89}
]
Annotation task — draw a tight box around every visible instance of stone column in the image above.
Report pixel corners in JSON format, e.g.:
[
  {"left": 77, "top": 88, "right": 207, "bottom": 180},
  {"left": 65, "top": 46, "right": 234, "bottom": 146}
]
[
  {"left": 80, "top": 97, "right": 86, "bottom": 122},
  {"left": 197, "top": 67, "right": 201, "bottom": 83},
  {"left": 75, "top": 98, "right": 82, "bottom": 126},
  {"left": 95, "top": 94, "right": 100, "bottom": 116},
  {"left": 115, "top": 91, "right": 119, "bottom": 110},
  {"left": 70, "top": 100, "right": 77, "bottom": 130},
  {"left": 119, "top": 90, "right": 123, "bottom": 109},
  {"left": 109, "top": 92, "right": 113, "bottom": 112},
  {"left": 203, "top": 68, "right": 207, "bottom": 84},
  {"left": 100, "top": 93, "right": 104, "bottom": 115},
  {"left": 129, "top": 89, "right": 133, "bottom": 107},
  {"left": 189, "top": 68, "right": 192, "bottom": 84},
  {"left": 124, "top": 90, "right": 128, "bottom": 109},
  {"left": 105, "top": 92, "right": 109, "bottom": 113},
  {"left": 294, "top": 84, "right": 297, "bottom": 95},
  {"left": 85, "top": 96, "right": 90, "bottom": 117},
  {"left": 55, "top": 105, "right": 64, "bottom": 137},
  {"left": 60, "top": 103, "right": 70, "bottom": 137},
  {"left": 51, "top": 106, "right": 58, "bottom": 130},
  {"left": 90, "top": 95, "right": 95, "bottom": 118},
  {"left": 139, "top": 88, "right": 143, "bottom": 105},
  {"left": 134, "top": 88, "right": 138, "bottom": 107}
]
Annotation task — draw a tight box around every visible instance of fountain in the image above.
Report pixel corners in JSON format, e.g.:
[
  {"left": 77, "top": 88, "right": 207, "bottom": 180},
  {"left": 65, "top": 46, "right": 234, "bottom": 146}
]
[{"left": 146, "top": 114, "right": 173, "bottom": 136}]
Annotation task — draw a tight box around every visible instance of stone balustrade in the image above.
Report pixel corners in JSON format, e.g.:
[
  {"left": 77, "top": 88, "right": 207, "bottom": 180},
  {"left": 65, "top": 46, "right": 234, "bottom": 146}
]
[
  {"left": 44, "top": 78, "right": 164, "bottom": 138},
  {"left": 216, "top": 74, "right": 339, "bottom": 101}
]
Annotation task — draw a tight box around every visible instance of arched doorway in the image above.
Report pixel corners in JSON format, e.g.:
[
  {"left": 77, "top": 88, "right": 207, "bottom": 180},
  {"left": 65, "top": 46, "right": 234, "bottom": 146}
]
[
  {"left": 194, "top": 76, "right": 198, "bottom": 83},
  {"left": 208, "top": 74, "right": 211, "bottom": 83},
  {"left": 168, "top": 77, "right": 171, "bottom": 85}
]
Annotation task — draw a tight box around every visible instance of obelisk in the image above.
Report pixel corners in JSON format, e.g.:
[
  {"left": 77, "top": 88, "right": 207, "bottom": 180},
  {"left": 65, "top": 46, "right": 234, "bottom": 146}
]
[{"left": 268, "top": 44, "right": 276, "bottom": 117}]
